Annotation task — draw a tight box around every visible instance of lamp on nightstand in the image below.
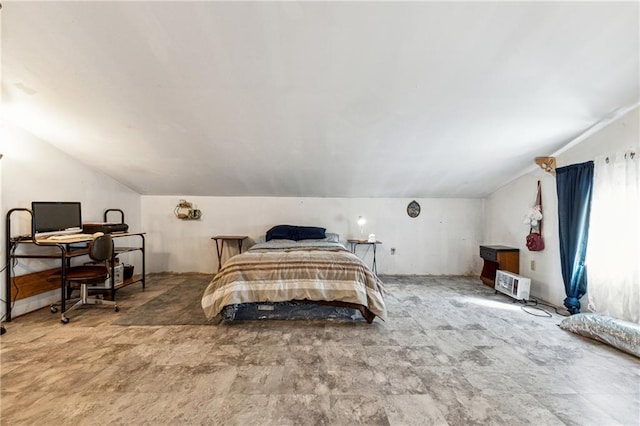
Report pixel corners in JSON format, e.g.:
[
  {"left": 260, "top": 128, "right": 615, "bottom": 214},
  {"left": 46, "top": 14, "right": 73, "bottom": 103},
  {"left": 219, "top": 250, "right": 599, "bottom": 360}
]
[{"left": 357, "top": 216, "right": 366, "bottom": 238}]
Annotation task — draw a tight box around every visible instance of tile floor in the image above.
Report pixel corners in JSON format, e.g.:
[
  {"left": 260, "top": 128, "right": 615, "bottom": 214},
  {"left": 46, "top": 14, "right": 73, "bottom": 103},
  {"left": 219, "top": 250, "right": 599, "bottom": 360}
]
[{"left": 1, "top": 274, "right": 638, "bottom": 425}]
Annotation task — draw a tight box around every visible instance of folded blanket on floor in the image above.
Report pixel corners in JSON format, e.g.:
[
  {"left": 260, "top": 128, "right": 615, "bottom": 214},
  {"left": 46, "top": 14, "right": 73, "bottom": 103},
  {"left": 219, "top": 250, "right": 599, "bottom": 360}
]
[{"left": 559, "top": 313, "right": 640, "bottom": 358}]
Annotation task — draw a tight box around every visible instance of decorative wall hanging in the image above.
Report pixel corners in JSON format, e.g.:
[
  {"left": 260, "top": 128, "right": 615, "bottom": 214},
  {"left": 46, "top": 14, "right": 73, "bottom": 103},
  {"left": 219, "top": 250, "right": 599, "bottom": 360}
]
[
  {"left": 524, "top": 181, "right": 544, "bottom": 251},
  {"left": 174, "top": 199, "right": 202, "bottom": 220},
  {"left": 407, "top": 200, "right": 420, "bottom": 218},
  {"left": 535, "top": 157, "right": 556, "bottom": 175}
]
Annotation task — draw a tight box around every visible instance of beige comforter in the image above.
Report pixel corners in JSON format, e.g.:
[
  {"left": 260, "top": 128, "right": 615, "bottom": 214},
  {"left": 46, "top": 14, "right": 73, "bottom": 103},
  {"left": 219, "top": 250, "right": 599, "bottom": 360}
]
[{"left": 201, "top": 241, "right": 387, "bottom": 321}]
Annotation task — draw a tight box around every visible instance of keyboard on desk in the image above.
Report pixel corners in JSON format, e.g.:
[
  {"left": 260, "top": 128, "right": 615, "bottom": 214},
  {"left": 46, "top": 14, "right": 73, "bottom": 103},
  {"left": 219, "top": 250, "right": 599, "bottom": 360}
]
[{"left": 44, "top": 233, "right": 94, "bottom": 242}]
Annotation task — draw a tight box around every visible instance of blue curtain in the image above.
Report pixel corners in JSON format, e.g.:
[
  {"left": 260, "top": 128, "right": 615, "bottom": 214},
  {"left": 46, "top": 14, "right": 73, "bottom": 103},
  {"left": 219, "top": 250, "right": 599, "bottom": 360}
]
[{"left": 556, "top": 161, "right": 594, "bottom": 314}]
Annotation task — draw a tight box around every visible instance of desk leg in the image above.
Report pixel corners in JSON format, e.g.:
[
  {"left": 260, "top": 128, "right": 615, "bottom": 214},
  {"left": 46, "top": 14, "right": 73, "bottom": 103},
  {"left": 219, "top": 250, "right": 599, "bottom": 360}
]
[
  {"left": 141, "top": 234, "right": 146, "bottom": 289},
  {"left": 110, "top": 256, "right": 116, "bottom": 301},
  {"left": 60, "top": 270, "right": 66, "bottom": 319},
  {"left": 5, "top": 242, "right": 13, "bottom": 322},
  {"left": 237, "top": 239, "right": 243, "bottom": 254},
  {"left": 60, "top": 251, "right": 68, "bottom": 318}
]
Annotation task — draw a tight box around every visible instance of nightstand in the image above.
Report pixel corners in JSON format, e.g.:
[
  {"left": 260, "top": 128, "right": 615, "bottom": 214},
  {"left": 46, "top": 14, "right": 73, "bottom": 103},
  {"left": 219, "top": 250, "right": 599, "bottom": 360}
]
[
  {"left": 212, "top": 235, "right": 248, "bottom": 271},
  {"left": 348, "top": 240, "right": 382, "bottom": 275},
  {"left": 479, "top": 245, "right": 519, "bottom": 287}
]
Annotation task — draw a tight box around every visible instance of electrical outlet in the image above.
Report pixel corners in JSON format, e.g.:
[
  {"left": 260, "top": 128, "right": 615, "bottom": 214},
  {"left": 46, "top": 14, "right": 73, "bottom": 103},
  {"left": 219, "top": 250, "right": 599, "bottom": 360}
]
[
  {"left": 390, "top": 248, "right": 396, "bottom": 255},
  {"left": 530, "top": 260, "right": 536, "bottom": 271}
]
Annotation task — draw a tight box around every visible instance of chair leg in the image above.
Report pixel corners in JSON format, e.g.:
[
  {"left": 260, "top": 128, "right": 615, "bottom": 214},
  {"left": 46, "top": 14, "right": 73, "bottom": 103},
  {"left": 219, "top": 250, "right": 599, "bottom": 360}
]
[
  {"left": 51, "top": 283, "right": 85, "bottom": 314},
  {"left": 85, "top": 296, "right": 117, "bottom": 307},
  {"left": 61, "top": 299, "right": 84, "bottom": 316},
  {"left": 61, "top": 284, "right": 119, "bottom": 323}
]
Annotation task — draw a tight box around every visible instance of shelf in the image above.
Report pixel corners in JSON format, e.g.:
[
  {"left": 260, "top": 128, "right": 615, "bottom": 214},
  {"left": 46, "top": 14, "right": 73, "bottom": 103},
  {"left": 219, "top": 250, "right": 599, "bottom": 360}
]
[
  {"left": 114, "top": 274, "right": 144, "bottom": 290},
  {"left": 115, "top": 246, "right": 144, "bottom": 254},
  {"left": 10, "top": 242, "right": 90, "bottom": 259}
]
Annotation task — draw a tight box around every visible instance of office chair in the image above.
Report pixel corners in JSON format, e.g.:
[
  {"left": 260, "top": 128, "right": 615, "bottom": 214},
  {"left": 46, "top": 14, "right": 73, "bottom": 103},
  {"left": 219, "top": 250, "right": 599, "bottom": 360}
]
[{"left": 60, "top": 234, "right": 119, "bottom": 323}]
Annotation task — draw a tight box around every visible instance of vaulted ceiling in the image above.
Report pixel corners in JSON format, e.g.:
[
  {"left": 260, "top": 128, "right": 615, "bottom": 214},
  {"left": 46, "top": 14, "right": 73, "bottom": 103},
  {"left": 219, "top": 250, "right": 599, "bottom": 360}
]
[{"left": 2, "top": 1, "right": 638, "bottom": 197}]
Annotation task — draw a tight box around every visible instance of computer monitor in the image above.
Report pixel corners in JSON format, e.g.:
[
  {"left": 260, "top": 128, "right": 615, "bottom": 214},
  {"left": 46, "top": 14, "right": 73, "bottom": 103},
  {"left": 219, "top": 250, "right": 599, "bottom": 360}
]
[{"left": 31, "top": 201, "right": 82, "bottom": 237}]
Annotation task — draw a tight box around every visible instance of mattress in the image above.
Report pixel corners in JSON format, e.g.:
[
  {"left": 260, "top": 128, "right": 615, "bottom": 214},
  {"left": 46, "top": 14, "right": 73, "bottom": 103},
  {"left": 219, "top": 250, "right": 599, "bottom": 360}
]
[{"left": 201, "top": 240, "right": 386, "bottom": 322}]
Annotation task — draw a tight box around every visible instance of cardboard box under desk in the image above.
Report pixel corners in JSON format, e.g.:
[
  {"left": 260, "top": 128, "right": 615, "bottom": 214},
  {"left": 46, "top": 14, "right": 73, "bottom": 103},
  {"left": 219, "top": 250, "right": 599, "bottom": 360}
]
[
  {"left": 88, "top": 263, "right": 124, "bottom": 288},
  {"left": 107, "top": 264, "right": 124, "bottom": 287}
]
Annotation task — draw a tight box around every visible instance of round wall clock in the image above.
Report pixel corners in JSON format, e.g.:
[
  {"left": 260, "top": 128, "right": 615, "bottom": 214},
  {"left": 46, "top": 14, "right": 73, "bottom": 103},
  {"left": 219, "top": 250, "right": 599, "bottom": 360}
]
[{"left": 407, "top": 200, "right": 420, "bottom": 218}]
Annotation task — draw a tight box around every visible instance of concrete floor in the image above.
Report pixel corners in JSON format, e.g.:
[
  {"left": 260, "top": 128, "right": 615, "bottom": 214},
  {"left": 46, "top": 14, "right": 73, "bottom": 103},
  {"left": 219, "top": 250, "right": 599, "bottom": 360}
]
[{"left": 1, "top": 273, "right": 638, "bottom": 425}]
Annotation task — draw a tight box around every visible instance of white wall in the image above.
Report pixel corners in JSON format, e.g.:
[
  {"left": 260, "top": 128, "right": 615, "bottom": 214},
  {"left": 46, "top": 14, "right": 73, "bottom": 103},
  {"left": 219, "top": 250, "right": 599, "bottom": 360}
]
[
  {"left": 484, "top": 106, "right": 639, "bottom": 307},
  {"left": 0, "top": 122, "right": 142, "bottom": 318},
  {"left": 5, "top": 103, "right": 636, "bottom": 318},
  {"left": 142, "top": 196, "right": 485, "bottom": 276}
]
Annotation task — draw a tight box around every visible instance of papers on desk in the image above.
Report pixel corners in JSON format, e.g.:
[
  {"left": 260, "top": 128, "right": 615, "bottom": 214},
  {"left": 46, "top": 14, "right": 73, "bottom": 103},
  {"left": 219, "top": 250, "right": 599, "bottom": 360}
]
[{"left": 36, "top": 233, "right": 94, "bottom": 243}]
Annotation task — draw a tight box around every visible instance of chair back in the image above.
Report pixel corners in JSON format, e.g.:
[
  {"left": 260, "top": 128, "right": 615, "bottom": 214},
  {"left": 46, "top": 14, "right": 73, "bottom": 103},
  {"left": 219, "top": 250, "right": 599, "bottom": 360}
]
[{"left": 89, "top": 234, "right": 113, "bottom": 262}]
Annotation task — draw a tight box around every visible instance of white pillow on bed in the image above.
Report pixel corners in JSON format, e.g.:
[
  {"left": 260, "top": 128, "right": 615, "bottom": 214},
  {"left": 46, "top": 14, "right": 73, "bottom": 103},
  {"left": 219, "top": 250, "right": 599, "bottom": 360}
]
[{"left": 305, "top": 232, "right": 340, "bottom": 243}]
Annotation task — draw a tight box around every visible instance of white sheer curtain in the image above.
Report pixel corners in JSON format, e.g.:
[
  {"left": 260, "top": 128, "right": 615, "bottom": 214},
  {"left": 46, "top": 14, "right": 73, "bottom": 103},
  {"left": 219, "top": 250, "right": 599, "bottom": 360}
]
[{"left": 586, "top": 151, "right": 639, "bottom": 323}]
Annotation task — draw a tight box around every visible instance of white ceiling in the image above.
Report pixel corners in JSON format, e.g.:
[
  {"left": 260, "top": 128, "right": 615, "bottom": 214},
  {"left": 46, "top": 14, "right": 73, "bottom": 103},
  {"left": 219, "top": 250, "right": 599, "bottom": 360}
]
[{"left": 2, "top": 1, "right": 638, "bottom": 197}]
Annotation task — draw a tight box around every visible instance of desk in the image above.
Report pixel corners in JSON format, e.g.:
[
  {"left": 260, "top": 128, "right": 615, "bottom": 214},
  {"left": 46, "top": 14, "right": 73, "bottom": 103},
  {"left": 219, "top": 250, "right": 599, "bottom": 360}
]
[
  {"left": 347, "top": 240, "right": 382, "bottom": 275},
  {"left": 5, "top": 231, "right": 145, "bottom": 322},
  {"left": 212, "top": 235, "right": 248, "bottom": 271}
]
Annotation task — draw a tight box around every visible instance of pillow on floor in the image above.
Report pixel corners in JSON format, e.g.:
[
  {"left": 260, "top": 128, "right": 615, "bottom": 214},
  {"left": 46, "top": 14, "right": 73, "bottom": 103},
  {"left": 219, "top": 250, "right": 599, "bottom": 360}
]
[{"left": 559, "top": 313, "right": 640, "bottom": 358}]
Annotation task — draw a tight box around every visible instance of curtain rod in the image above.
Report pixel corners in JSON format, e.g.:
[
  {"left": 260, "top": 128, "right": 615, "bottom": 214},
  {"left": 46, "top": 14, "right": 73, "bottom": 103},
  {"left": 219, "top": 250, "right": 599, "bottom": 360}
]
[{"left": 605, "top": 151, "right": 637, "bottom": 163}]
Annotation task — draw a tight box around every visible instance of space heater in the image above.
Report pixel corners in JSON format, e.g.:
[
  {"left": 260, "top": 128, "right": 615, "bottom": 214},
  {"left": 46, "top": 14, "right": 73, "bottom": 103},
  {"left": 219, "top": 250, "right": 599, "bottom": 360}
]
[{"left": 495, "top": 270, "right": 531, "bottom": 301}]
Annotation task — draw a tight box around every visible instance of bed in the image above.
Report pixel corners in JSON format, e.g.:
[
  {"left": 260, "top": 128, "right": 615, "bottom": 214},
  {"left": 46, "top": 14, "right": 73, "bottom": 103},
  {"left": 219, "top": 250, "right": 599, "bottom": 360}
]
[{"left": 201, "top": 226, "right": 387, "bottom": 323}]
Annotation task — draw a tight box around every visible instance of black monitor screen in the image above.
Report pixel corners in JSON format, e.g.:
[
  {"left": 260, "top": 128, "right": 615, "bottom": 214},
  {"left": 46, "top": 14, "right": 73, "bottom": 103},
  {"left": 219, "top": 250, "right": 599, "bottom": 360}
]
[{"left": 31, "top": 201, "right": 82, "bottom": 235}]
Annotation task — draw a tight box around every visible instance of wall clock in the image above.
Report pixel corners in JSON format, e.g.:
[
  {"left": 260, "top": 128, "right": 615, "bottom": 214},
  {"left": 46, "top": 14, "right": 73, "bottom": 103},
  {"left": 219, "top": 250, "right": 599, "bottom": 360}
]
[{"left": 407, "top": 200, "right": 420, "bottom": 218}]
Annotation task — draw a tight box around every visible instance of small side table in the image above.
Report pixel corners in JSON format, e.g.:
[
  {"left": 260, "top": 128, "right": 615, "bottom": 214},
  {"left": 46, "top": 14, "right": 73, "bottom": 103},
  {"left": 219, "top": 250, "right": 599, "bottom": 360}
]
[
  {"left": 212, "top": 235, "right": 248, "bottom": 271},
  {"left": 348, "top": 240, "right": 382, "bottom": 275},
  {"left": 479, "top": 245, "right": 519, "bottom": 287}
]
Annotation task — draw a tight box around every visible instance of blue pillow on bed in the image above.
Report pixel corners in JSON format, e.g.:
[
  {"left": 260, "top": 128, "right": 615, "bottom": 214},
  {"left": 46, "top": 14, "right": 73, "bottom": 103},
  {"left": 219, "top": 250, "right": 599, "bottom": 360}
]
[
  {"left": 296, "top": 226, "right": 326, "bottom": 241},
  {"left": 266, "top": 225, "right": 298, "bottom": 241},
  {"left": 265, "top": 225, "right": 327, "bottom": 241}
]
